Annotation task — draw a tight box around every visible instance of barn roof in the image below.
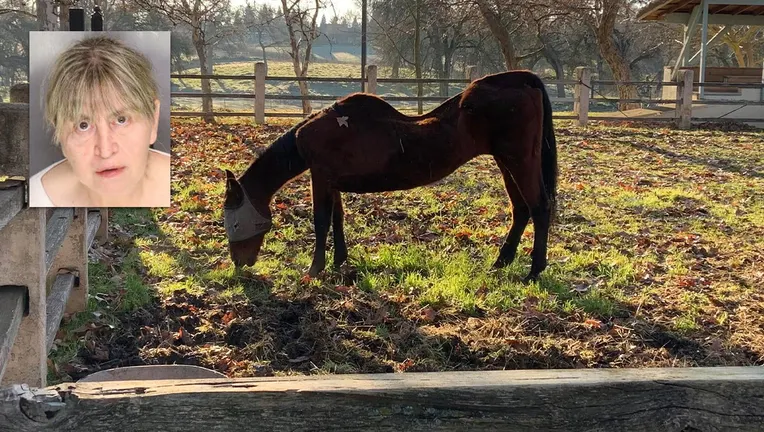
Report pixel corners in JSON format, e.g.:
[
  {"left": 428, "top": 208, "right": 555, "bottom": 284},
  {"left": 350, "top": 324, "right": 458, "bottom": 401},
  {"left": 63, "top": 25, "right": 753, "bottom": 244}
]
[{"left": 637, "top": 0, "right": 764, "bottom": 21}]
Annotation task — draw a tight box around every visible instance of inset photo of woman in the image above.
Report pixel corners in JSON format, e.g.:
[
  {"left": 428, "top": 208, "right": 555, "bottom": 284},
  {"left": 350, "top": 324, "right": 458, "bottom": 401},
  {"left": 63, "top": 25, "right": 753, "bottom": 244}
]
[{"left": 29, "top": 31, "right": 171, "bottom": 208}]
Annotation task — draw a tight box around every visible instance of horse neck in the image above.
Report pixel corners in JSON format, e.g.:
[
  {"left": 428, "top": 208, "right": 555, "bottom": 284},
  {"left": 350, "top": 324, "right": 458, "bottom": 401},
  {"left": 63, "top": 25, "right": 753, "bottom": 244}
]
[
  {"left": 414, "top": 92, "right": 463, "bottom": 123},
  {"left": 238, "top": 129, "right": 308, "bottom": 210}
]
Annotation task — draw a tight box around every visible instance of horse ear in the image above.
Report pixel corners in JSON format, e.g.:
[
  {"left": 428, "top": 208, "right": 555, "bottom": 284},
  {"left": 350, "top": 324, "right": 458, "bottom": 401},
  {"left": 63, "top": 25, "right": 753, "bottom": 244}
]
[
  {"left": 225, "top": 169, "right": 237, "bottom": 181},
  {"left": 224, "top": 173, "right": 245, "bottom": 207}
]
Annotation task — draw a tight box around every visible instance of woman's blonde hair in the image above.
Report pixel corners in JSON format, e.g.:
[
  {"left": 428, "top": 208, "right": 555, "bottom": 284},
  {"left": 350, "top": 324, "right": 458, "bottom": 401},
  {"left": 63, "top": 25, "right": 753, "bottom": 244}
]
[{"left": 44, "top": 36, "right": 159, "bottom": 146}]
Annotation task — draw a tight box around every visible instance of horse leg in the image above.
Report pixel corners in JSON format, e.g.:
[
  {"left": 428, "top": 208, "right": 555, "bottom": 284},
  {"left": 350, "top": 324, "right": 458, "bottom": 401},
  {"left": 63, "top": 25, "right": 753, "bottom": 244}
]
[
  {"left": 308, "top": 177, "right": 334, "bottom": 277},
  {"left": 494, "top": 153, "right": 550, "bottom": 283},
  {"left": 492, "top": 159, "right": 531, "bottom": 269},
  {"left": 332, "top": 190, "right": 348, "bottom": 269}
]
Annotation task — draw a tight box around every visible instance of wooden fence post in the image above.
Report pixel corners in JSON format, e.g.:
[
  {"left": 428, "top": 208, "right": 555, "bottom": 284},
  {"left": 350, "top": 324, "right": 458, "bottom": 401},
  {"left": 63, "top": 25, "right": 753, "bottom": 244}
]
[
  {"left": 467, "top": 65, "right": 480, "bottom": 82},
  {"left": 96, "top": 208, "right": 108, "bottom": 242},
  {"left": 574, "top": 67, "right": 591, "bottom": 127},
  {"left": 366, "top": 65, "right": 377, "bottom": 95},
  {"left": 254, "top": 62, "right": 267, "bottom": 124},
  {"left": 9, "top": 84, "right": 29, "bottom": 103},
  {"left": 662, "top": 66, "right": 675, "bottom": 101},
  {"left": 0, "top": 209, "right": 47, "bottom": 387},
  {"left": 0, "top": 99, "right": 48, "bottom": 387},
  {"left": 676, "top": 69, "right": 693, "bottom": 129},
  {"left": 48, "top": 208, "right": 88, "bottom": 315}
]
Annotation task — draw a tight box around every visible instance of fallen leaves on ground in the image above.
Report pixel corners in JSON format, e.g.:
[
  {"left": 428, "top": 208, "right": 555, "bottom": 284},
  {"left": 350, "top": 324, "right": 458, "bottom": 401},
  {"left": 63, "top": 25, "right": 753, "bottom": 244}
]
[{"left": 49, "top": 118, "right": 764, "bottom": 382}]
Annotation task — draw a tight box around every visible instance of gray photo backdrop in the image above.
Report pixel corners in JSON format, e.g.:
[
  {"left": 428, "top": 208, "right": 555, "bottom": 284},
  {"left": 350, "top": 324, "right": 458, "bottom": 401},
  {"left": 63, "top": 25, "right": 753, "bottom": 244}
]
[{"left": 29, "top": 31, "right": 171, "bottom": 177}]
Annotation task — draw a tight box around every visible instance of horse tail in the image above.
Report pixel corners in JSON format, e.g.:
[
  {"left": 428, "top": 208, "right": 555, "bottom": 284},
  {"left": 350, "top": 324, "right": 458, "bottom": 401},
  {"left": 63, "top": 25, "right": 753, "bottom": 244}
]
[{"left": 532, "top": 75, "right": 558, "bottom": 223}]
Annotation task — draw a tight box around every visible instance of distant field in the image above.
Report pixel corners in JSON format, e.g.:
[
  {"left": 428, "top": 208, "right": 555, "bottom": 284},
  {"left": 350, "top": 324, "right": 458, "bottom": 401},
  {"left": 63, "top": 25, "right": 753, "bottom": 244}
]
[
  {"left": 171, "top": 60, "right": 477, "bottom": 114},
  {"left": 171, "top": 60, "right": 648, "bottom": 116}
]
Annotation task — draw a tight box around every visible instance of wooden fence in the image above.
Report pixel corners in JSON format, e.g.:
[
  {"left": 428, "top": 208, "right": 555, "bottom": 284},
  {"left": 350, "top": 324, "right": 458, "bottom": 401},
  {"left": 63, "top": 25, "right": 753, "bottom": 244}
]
[
  {"left": 0, "top": 87, "right": 108, "bottom": 389},
  {"left": 170, "top": 64, "right": 764, "bottom": 128},
  {"left": 2, "top": 367, "right": 763, "bottom": 430}
]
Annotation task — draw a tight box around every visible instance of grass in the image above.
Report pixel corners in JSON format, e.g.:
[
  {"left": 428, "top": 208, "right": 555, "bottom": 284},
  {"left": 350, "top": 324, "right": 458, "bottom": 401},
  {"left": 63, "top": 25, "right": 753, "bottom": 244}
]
[{"left": 47, "top": 118, "right": 764, "bottom": 383}]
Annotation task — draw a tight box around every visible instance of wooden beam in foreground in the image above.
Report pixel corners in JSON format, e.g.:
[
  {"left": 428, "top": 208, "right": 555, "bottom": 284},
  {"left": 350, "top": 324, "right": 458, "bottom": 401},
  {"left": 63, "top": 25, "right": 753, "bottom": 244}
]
[
  {"left": 1, "top": 367, "right": 763, "bottom": 431},
  {"left": 0, "top": 286, "right": 26, "bottom": 384}
]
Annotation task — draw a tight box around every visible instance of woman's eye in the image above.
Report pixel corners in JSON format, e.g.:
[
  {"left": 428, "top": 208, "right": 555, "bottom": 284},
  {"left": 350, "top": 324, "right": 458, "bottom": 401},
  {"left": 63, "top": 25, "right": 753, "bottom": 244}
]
[
  {"left": 116, "top": 115, "right": 128, "bottom": 125},
  {"left": 77, "top": 121, "right": 90, "bottom": 132}
]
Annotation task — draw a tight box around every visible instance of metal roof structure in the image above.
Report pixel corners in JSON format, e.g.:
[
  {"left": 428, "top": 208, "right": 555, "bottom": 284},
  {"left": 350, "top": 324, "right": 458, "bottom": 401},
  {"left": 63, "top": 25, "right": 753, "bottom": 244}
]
[
  {"left": 638, "top": 0, "right": 764, "bottom": 23},
  {"left": 637, "top": 0, "right": 764, "bottom": 98}
]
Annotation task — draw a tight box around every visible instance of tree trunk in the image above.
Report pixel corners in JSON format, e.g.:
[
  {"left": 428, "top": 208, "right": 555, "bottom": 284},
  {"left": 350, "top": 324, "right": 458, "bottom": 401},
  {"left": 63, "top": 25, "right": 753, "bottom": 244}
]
[
  {"left": 593, "top": 1, "right": 639, "bottom": 111},
  {"left": 192, "top": 27, "right": 215, "bottom": 123},
  {"left": 741, "top": 41, "right": 754, "bottom": 67},
  {"left": 59, "top": 3, "right": 70, "bottom": 31},
  {"left": 475, "top": 0, "right": 516, "bottom": 70},
  {"left": 541, "top": 45, "right": 566, "bottom": 98},
  {"left": 391, "top": 56, "right": 400, "bottom": 79},
  {"left": 205, "top": 21, "right": 215, "bottom": 70},
  {"left": 257, "top": 30, "right": 268, "bottom": 67},
  {"left": 430, "top": 31, "right": 447, "bottom": 97},
  {"left": 36, "top": 0, "right": 57, "bottom": 31},
  {"left": 728, "top": 42, "right": 746, "bottom": 67},
  {"left": 282, "top": 0, "right": 316, "bottom": 115},
  {"left": 172, "top": 54, "right": 187, "bottom": 87},
  {"left": 442, "top": 40, "right": 455, "bottom": 97}
]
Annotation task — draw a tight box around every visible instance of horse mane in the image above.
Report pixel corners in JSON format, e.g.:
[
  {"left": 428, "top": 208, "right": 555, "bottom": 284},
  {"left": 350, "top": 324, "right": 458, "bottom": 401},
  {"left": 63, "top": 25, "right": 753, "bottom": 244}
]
[
  {"left": 236, "top": 109, "right": 328, "bottom": 200},
  {"left": 425, "top": 91, "right": 464, "bottom": 118},
  {"left": 331, "top": 91, "right": 464, "bottom": 121}
]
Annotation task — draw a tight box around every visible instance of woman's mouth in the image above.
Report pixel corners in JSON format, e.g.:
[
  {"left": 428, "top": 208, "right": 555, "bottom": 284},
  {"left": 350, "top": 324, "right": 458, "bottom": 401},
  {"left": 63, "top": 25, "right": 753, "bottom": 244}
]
[{"left": 96, "top": 167, "right": 125, "bottom": 178}]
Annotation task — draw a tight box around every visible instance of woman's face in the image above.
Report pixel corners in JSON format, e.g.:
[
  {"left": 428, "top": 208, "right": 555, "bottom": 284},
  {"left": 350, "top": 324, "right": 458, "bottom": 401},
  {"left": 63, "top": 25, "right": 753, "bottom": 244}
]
[{"left": 60, "top": 99, "right": 160, "bottom": 197}]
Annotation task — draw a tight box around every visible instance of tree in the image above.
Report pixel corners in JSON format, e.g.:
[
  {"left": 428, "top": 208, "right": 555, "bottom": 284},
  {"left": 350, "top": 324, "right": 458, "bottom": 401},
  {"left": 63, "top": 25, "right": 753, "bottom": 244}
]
[
  {"left": 370, "top": 0, "right": 416, "bottom": 79},
  {"left": 473, "top": 0, "right": 544, "bottom": 71},
  {"left": 248, "top": 3, "right": 280, "bottom": 66},
  {"left": 369, "top": 0, "right": 432, "bottom": 112},
  {"left": 280, "top": 0, "right": 322, "bottom": 115},
  {"left": 425, "top": 0, "right": 478, "bottom": 96},
  {"left": 133, "top": 0, "right": 232, "bottom": 123},
  {"left": 561, "top": 0, "right": 641, "bottom": 110},
  {"left": 35, "top": 0, "right": 57, "bottom": 30},
  {"left": 719, "top": 26, "right": 763, "bottom": 67},
  {"left": 0, "top": 0, "right": 35, "bottom": 18},
  {"left": 171, "top": 27, "right": 195, "bottom": 86},
  {"left": 0, "top": 2, "right": 36, "bottom": 90}
]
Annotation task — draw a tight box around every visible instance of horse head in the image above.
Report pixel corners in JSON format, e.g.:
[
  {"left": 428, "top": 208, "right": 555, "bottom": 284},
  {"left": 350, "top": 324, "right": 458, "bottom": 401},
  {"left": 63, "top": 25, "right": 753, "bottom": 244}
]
[{"left": 223, "top": 169, "right": 272, "bottom": 268}]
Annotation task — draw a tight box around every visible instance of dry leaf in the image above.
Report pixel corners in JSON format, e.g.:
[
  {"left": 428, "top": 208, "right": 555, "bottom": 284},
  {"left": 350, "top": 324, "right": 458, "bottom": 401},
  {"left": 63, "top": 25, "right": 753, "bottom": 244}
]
[
  {"left": 420, "top": 307, "right": 436, "bottom": 322},
  {"left": 584, "top": 319, "right": 602, "bottom": 329},
  {"left": 222, "top": 310, "right": 237, "bottom": 325}
]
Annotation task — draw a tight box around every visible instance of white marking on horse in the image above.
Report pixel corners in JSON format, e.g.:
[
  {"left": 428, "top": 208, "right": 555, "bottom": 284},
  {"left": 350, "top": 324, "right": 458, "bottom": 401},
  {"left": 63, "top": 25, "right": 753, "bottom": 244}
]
[{"left": 337, "top": 116, "right": 349, "bottom": 127}]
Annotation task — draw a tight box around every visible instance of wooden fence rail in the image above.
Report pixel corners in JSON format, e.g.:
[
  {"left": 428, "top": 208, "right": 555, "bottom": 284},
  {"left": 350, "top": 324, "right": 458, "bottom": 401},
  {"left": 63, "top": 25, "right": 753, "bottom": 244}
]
[
  {"left": 0, "top": 87, "right": 108, "bottom": 388},
  {"left": 1, "top": 367, "right": 763, "bottom": 431},
  {"left": 170, "top": 64, "right": 764, "bottom": 128}
]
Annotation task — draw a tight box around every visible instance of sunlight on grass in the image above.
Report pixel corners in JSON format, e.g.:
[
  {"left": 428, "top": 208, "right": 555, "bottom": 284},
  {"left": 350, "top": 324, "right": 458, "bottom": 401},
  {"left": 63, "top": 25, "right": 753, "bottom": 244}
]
[
  {"left": 140, "top": 251, "right": 179, "bottom": 278},
  {"left": 674, "top": 314, "right": 699, "bottom": 333},
  {"left": 158, "top": 277, "right": 205, "bottom": 296}
]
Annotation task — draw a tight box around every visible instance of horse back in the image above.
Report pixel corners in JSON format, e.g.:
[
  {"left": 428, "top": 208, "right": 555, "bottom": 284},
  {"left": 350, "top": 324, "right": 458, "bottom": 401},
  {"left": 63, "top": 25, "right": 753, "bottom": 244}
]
[{"left": 293, "top": 93, "right": 477, "bottom": 193}]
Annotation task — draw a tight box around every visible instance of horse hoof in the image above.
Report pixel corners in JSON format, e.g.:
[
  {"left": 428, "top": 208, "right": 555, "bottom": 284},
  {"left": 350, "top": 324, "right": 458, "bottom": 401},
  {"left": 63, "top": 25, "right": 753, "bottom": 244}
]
[
  {"left": 522, "top": 273, "right": 539, "bottom": 284},
  {"left": 492, "top": 258, "right": 510, "bottom": 269}
]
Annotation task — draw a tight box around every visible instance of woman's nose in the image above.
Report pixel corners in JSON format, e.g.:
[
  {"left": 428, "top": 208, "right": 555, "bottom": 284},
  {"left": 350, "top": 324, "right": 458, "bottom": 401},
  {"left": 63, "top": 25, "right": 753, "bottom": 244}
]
[{"left": 94, "top": 123, "right": 117, "bottom": 158}]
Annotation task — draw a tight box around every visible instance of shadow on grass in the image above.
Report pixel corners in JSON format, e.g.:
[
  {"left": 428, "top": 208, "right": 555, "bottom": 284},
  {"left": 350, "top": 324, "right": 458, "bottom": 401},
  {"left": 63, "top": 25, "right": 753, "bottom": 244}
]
[
  {"left": 51, "top": 196, "right": 762, "bottom": 382},
  {"left": 625, "top": 138, "right": 764, "bottom": 180}
]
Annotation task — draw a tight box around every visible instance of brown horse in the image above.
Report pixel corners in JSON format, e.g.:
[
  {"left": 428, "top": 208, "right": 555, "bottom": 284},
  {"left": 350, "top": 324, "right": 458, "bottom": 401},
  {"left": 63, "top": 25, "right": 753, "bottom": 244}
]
[{"left": 224, "top": 70, "right": 558, "bottom": 282}]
